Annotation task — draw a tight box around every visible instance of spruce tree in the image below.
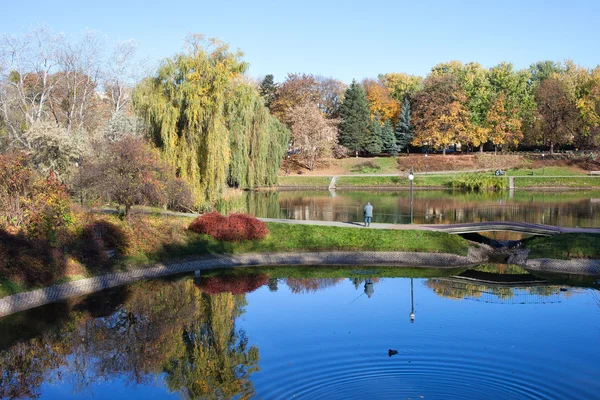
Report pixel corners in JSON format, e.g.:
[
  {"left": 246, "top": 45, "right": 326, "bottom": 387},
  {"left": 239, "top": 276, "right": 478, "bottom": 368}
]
[
  {"left": 381, "top": 119, "right": 398, "bottom": 155},
  {"left": 362, "top": 114, "right": 383, "bottom": 155},
  {"left": 339, "top": 80, "right": 370, "bottom": 155},
  {"left": 395, "top": 97, "right": 413, "bottom": 153},
  {"left": 259, "top": 74, "right": 278, "bottom": 108}
]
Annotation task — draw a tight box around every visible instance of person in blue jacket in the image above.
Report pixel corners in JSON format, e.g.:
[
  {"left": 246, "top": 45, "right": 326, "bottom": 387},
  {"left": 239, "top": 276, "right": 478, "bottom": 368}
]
[{"left": 363, "top": 202, "right": 373, "bottom": 227}]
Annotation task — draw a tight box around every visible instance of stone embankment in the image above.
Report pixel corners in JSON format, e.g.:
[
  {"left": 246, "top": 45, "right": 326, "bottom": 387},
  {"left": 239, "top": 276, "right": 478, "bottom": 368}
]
[{"left": 1, "top": 247, "right": 598, "bottom": 319}]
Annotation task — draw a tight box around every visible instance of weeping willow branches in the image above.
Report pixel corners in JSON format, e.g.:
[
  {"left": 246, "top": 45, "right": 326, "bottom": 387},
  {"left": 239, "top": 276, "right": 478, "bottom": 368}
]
[{"left": 134, "top": 36, "right": 288, "bottom": 207}]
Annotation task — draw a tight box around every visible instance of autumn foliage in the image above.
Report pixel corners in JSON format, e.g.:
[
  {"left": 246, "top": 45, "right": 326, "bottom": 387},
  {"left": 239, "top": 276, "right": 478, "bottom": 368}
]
[
  {"left": 197, "top": 273, "right": 269, "bottom": 294},
  {"left": 188, "top": 212, "right": 269, "bottom": 241}
]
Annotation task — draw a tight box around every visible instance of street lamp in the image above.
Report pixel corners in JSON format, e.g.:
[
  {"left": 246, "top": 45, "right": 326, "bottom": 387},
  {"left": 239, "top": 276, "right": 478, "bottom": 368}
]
[
  {"left": 408, "top": 168, "right": 414, "bottom": 224},
  {"left": 75, "top": 155, "right": 83, "bottom": 205},
  {"left": 542, "top": 152, "right": 545, "bottom": 176}
]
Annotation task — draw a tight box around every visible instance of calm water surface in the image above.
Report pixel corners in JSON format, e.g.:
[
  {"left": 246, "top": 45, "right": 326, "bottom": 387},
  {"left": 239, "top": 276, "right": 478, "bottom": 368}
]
[
  {"left": 1, "top": 266, "right": 599, "bottom": 399},
  {"left": 218, "top": 190, "right": 600, "bottom": 227}
]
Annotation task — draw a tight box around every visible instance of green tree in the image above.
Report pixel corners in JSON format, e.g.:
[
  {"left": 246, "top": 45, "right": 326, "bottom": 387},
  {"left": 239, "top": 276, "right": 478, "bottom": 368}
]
[
  {"left": 339, "top": 80, "right": 370, "bottom": 156},
  {"left": 395, "top": 98, "right": 413, "bottom": 153},
  {"left": 535, "top": 77, "right": 581, "bottom": 153},
  {"left": 259, "top": 74, "right": 278, "bottom": 108},
  {"left": 381, "top": 119, "right": 397, "bottom": 155},
  {"left": 529, "top": 61, "right": 563, "bottom": 85},
  {"left": 362, "top": 113, "right": 383, "bottom": 155}
]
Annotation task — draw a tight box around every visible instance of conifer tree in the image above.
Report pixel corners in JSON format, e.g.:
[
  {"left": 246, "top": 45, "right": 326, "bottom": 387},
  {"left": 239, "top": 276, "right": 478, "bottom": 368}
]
[
  {"left": 381, "top": 119, "right": 398, "bottom": 155},
  {"left": 259, "top": 74, "right": 278, "bottom": 108},
  {"left": 362, "top": 114, "right": 383, "bottom": 155},
  {"left": 339, "top": 80, "right": 370, "bottom": 155},
  {"left": 395, "top": 98, "right": 413, "bottom": 153}
]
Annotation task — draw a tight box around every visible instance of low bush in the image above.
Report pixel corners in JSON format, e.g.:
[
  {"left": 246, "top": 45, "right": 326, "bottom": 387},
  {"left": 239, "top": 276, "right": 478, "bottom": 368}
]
[
  {"left": 352, "top": 160, "right": 381, "bottom": 173},
  {"left": 80, "top": 220, "right": 130, "bottom": 268},
  {"left": 0, "top": 230, "right": 64, "bottom": 286},
  {"left": 189, "top": 212, "right": 269, "bottom": 242}
]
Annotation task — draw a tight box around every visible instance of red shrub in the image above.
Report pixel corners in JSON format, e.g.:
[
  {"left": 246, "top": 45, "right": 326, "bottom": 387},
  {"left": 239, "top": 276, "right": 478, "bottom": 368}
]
[
  {"left": 197, "top": 273, "right": 269, "bottom": 294},
  {"left": 188, "top": 212, "right": 268, "bottom": 242}
]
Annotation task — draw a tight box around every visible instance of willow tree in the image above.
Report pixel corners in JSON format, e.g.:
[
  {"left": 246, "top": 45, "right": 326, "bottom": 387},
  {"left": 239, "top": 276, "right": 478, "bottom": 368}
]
[
  {"left": 225, "top": 82, "right": 289, "bottom": 189},
  {"left": 134, "top": 36, "right": 288, "bottom": 207}
]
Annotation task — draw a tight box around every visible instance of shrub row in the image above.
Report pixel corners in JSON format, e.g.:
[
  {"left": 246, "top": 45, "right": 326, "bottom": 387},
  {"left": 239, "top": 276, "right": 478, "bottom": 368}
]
[{"left": 188, "top": 212, "right": 269, "bottom": 241}]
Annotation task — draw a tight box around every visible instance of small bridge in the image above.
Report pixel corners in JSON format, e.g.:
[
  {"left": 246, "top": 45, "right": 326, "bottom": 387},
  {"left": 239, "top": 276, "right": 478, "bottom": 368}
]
[{"left": 259, "top": 218, "right": 600, "bottom": 236}]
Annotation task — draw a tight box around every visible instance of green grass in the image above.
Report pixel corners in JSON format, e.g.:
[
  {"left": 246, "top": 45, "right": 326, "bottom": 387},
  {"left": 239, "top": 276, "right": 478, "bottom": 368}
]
[
  {"left": 505, "top": 166, "right": 587, "bottom": 176},
  {"left": 200, "top": 265, "right": 467, "bottom": 279},
  {"left": 278, "top": 176, "right": 332, "bottom": 187},
  {"left": 150, "top": 222, "right": 471, "bottom": 260},
  {"left": 336, "top": 175, "right": 449, "bottom": 187},
  {"left": 515, "top": 177, "right": 600, "bottom": 188},
  {"left": 523, "top": 233, "right": 600, "bottom": 259},
  {"left": 0, "top": 279, "right": 26, "bottom": 298},
  {"left": 336, "top": 175, "right": 509, "bottom": 189}
]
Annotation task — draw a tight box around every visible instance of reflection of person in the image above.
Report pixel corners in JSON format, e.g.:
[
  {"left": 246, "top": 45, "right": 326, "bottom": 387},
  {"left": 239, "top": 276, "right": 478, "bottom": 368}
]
[{"left": 363, "top": 202, "right": 373, "bottom": 227}]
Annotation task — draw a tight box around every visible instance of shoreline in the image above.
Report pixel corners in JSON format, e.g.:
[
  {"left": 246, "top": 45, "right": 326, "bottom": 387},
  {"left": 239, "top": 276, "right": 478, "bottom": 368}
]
[{"left": 1, "top": 249, "right": 599, "bottom": 319}]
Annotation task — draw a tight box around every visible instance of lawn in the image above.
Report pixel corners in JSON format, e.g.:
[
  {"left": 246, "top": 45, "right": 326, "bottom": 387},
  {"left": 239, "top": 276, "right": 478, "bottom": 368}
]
[
  {"left": 278, "top": 176, "right": 332, "bottom": 187},
  {"left": 514, "top": 177, "right": 600, "bottom": 188},
  {"left": 505, "top": 166, "right": 587, "bottom": 176},
  {"left": 523, "top": 233, "right": 600, "bottom": 259}
]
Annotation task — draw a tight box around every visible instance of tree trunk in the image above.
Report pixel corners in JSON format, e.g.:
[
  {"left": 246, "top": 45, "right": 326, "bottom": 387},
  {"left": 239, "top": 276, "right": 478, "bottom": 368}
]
[
  {"left": 442, "top": 148, "right": 446, "bottom": 156},
  {"left": 494, "top": 144, "right": 497, "bottom": 155},
  {"left": 480, "top": 144, "right": 484, "bottom": 153},
  {"left": 550, "top": 141, "right": 554, "bottom": 154}
]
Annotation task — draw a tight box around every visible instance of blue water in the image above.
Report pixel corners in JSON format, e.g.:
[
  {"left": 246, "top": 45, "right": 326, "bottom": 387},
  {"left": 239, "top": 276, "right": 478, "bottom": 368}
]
[{"left": 1, "top": 269, "right": 599, "bottom": 399}]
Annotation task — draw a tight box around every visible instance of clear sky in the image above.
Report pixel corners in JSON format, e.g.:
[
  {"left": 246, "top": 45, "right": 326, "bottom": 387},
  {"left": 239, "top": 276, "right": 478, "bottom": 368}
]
[{"left": 3, "top": 0, "right": 599, "bottom": 83}]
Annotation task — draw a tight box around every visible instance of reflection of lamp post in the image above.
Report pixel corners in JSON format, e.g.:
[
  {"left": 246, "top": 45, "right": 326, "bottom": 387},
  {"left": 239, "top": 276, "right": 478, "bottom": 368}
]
[
  {"left": 409, "top": 278, "right": 415, "bottom": 323},
  {"left": 425, "top": 152, "right": 428, "bottom": 175},
  {"left": 408, "top": 168, "right": 414, "bottom": 224},
  {"left": 542, "top": 152, "right": 545, "bottom": 176}
]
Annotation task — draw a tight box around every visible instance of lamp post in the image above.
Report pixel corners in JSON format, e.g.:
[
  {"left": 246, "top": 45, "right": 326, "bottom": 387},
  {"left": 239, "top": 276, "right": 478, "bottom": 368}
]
[
  {"left": 285, "top": 142, "right": 292, "bottom": 175},
  {"left": 76, "top": 155, "right": 83, "bottom": 206},
  {"left": 542, "top": 152, "right": 545, "bottom": 176},
  {"left": 409, "top": 278, "right": 415, "bottom": 323},
  {"left": 408, "top": 168, "right": 414, "bottom": 224},
  {"left": 425, "top": 151, "right": 428, "bottom": 175}
]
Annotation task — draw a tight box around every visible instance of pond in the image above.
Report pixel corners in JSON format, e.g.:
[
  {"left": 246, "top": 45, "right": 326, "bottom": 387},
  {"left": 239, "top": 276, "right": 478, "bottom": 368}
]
[
  {"left": 1, "top": 266, "right": 599, "bottom": 399},
  {"left": 217, "top": 190, "right": 600, "bottom": 227}
]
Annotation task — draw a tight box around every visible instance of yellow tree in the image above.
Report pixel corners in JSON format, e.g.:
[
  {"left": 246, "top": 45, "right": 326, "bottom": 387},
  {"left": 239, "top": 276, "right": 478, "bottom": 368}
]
[
  {"left": 378, "top": 72, "right": 423, "bottom": 102},
  {"left": 411, "top": 75, "right": 471, "bottom": 155},
  {"left": 487, "top": 93, "right": 523, "bottom": 153},
  {"left": 362, "top": 79, "right": 400, "bottom": 124}
]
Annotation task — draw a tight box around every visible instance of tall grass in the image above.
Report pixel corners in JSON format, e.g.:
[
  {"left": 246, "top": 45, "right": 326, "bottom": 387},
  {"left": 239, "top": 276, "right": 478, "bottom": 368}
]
[{"left": 448, "top": 174, "right": 508, "bottom": 192}]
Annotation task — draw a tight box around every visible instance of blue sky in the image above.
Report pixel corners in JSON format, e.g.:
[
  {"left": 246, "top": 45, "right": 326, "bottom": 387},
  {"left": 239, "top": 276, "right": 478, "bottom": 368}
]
[{"left": 3, "top": 0, "right": 599, "bottom": 83}]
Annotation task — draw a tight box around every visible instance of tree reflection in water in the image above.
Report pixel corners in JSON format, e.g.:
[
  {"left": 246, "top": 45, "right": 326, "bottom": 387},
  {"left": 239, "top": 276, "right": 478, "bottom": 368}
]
[{"left": 0, "top": 279, "right": 260, "bottom": 400}]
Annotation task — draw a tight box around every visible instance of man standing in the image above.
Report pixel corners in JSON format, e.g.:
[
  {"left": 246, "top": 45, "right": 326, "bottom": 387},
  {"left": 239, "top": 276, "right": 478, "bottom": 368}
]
[{"left": 363, "top": 202, "right": 373, "bottom": 227}]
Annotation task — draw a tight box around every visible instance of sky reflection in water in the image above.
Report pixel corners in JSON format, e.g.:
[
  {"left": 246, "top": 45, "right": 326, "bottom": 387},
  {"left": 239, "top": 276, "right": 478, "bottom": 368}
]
[{"left": 1, "top": 267, "right": 599, "bottom": 399}]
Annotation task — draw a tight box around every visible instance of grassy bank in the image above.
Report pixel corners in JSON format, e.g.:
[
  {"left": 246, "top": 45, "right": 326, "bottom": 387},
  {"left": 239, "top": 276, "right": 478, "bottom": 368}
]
[
  {"left": 515, "top": 177, "right": 600, "bottom": 188},
  {"left": 0, "top": 215, "right": 470, "bottom": 298},
  {"left": 280, "top": 174, "right": 600, "bottom": 189},
  {"left": 523, "top": 233, "right": 600, "bottom": 259},
  {"left": 200, "top": 265, "right": 467, "bottom": 280},
  {"left": 278, "top": 176, "right": 331, "bottom": 187}
]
